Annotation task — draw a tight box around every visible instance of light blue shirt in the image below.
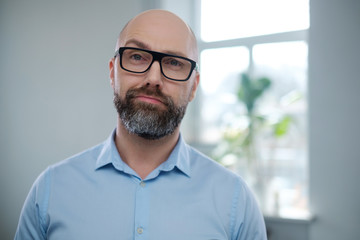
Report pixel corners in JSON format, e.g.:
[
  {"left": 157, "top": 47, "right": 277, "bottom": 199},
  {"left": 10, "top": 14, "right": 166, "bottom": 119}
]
[{"left": 15, "top": 130, "right": 267, "bottom": 240}]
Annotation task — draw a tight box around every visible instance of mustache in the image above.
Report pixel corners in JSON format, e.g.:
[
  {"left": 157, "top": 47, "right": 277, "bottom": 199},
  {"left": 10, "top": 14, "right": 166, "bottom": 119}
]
[{"left": 126, "top": 86, "right": 173, "bottom": 107}]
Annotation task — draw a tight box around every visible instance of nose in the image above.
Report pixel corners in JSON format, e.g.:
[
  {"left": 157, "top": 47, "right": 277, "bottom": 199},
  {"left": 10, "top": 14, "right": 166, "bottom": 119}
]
[{"left": 143, "top": 61, "right": 164, "bottom": 89}]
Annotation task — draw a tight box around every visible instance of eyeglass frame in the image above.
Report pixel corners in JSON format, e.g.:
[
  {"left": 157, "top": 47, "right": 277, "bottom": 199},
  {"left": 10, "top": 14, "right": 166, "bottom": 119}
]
[{"left": 114, "top": 47, "right": 199, "bottom": 82}]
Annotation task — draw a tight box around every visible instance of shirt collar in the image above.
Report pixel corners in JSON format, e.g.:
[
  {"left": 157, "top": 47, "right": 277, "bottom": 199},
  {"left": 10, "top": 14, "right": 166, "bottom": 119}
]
[
  {"left": 95, "top": 129, "right": 191, "bottom": 178},
  {"left": 154, "top": 133, "right": 191, "bottom": 178}
]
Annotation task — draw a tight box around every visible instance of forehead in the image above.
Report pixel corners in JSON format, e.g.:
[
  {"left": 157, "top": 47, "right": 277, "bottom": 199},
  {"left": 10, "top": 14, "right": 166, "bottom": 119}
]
[{"left": 119, "top": 11, "right": 196, "bottom": 59}]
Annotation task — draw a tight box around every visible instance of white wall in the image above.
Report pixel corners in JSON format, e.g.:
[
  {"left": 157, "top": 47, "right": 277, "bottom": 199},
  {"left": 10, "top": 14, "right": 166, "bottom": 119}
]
[
  {"left": 309, "top": 0, "right": 360, "bottom": 239},
  {"left": 0, "top": 1, "right": 143, "bottom": 239}
]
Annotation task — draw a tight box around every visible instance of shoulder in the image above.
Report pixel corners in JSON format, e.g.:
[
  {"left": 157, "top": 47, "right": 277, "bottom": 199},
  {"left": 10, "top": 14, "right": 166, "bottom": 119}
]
[
  {"left": 49, "top": 141, "right": 105, "bottom": 174},
  {"left": 187, "top": 145, "right": 242, "bottom": 183},
  {"left": 30, "top": 141, "right": 107, "bottom": 195},
  {"left": 185, "top": 144, "right": 252, "bottom": 199},
  {"left": 35, "top": 140, "right": 108, "bottom": 203},
  {"left": 15, "top": 141, "right": 108, "bottom": 238},
  {"left": 186, "top": 145, "right": 267, "bottom": 239},
  {"left": 188, "top": 145, "right": 259, "bottom": 200}
]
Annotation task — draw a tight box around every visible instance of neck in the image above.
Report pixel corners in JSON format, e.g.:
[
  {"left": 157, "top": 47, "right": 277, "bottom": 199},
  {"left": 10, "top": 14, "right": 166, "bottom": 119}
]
[{"left": 115, "top": 119, "right": 180, "bottom": 180}]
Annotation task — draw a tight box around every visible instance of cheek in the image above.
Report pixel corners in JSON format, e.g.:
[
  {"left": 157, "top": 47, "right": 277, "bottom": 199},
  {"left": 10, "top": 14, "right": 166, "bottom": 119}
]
[
  {"left": 114, "top": 72, "right": 137, "bottom": 95},
  {"left": 175, "top": 85, "right": 195, "bottom": 106},
  {"left": 184, "top": 80, "right": 198, "bottom": 100}
]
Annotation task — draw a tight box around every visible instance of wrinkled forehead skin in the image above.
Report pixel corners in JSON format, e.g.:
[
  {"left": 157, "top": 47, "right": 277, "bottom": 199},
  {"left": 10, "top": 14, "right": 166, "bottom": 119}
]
[{"left": 116, "top": 10, "right": 198, "bottom": 61}]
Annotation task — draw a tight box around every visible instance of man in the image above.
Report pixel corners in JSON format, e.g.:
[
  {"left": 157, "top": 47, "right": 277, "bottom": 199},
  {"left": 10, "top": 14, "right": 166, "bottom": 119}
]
[{"left": 15, "top": 10, "right": 267, "bottom": 240}]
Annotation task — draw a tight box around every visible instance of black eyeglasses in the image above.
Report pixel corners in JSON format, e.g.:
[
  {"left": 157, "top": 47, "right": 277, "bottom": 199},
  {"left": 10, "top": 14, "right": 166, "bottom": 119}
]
[{"left": 114, "top": 47, "right": 199, "bottom": 81}]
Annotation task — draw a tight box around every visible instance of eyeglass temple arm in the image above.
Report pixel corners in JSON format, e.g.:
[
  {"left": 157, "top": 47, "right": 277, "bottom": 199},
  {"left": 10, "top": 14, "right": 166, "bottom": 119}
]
[
  {"left": 194, "top": 63, "right": 200, "bottom": 72},
  {"left": 114, "top": 50, "right": 120, "bottom": 59}
]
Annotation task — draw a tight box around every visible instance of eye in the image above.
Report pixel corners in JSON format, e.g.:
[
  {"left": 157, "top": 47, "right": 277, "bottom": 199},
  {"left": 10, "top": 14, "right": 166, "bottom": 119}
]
[
  {"left": 169, "top": 59, "right": 182, "bottom": 66},
  {"left": 124, "top": 50, "right": 151, "bottom": 65},
  {"left": 130, "top": 53, "right": 144, "bottom": 61},
  {"left": 163, "top": 57, "right": 185, "bottom": 69}
]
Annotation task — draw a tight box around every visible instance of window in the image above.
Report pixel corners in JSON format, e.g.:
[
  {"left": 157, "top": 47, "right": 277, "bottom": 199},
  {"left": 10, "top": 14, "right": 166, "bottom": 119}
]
[
  {"left": 200, "top": 46, "right": 249, "bottom": 143},
  {"left": 201, "top": 0, "right": 309, "bottom": 41},
  {"left": 161, "top": 0, "right": 310, "bottom": 219}
]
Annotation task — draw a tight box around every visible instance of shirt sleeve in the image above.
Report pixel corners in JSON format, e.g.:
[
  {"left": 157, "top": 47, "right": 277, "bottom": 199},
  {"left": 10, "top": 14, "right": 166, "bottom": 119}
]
[
  {"left": 231, "top": 179, "right": 267, "bottom": 240},
  {"left": 15, "top": 168, "right": 50, "bottom": 240}
]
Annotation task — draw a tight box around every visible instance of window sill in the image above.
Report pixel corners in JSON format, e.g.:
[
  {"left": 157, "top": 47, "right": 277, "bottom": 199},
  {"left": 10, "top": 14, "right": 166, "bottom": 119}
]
[{"left": 264, "top": 213, "right": 315, "bottom": 224}]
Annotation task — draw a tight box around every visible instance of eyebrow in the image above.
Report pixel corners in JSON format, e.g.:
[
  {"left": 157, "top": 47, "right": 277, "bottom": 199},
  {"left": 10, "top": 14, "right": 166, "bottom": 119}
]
[
  {"left": 124, "top": 38, "right": 187, "bottom": 58},
  {"left": 124, "top": 39, "right": 150, "bottom": 50}
]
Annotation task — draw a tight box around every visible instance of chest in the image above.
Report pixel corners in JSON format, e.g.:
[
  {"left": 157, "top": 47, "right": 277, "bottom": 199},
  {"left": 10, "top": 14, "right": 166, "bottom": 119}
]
[{"left": 46, "top": 174, "right": 233, "bottom": 240}]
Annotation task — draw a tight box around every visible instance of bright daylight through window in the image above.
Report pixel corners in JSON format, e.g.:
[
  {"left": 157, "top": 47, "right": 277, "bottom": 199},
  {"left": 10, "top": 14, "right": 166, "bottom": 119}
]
[{"left": 197, "top": 0, "right": 310, "bottom": 219}]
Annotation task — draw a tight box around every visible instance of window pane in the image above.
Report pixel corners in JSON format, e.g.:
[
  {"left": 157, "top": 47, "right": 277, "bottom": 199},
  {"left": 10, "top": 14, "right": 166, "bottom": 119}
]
[
  {"left": 198, "top": 42, "right": 309, "bottom": 218},
  {"left": 252, "top": 41, "right": 308, "bottom": 217},
  {"left": 201, "top": 0, "right": 309, "bottom": 42},
  {"left": 253, "top": 41, "right": 308, "bottom": 101},
  {"left": 199, "top": 46, "right": 249, "bottom": 144}
]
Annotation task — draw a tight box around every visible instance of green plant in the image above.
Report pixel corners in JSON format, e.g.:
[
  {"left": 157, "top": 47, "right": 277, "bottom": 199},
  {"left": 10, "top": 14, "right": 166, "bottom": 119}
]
[
  {"left": 213, "top": 73, "right": 294, "bottom": 168},
  {"left": 237, "top": 73, "right": 271, "bottom": 160}
]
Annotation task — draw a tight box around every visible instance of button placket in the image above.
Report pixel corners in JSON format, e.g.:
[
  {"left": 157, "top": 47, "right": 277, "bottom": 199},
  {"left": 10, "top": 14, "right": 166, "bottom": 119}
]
[{"left": 134, "top": 179, "right": 150, "bottom": 239}]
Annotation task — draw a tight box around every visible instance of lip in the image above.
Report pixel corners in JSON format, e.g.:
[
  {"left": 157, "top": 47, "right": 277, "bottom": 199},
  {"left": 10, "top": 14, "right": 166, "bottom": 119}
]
[{"left": 135, "top": 95, "right": 165, "bottom": 105}]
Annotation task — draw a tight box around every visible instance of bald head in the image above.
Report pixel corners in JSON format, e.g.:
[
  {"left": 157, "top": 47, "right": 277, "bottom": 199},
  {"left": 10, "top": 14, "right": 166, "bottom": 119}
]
[{"left": 115, "top": 10, "right": 198, "bottom": 61}]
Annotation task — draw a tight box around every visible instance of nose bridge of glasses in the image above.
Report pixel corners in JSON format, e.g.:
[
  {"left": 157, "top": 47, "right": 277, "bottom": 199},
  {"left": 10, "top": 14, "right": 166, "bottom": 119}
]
[
  {"left": 146, "top": 51, "right": 165, "bottom": 73},
  {"left": 151, "top": 51, "right": 165, "bottom": 65},
  {"left": 145, "top": 52, "right": 163, "bottom": 78}
]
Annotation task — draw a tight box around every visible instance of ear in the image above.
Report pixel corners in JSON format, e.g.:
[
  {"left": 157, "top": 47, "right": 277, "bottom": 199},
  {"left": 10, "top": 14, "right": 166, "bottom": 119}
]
[
  {"left": 189, "top": 72, "right": 200, "bottom": 102},
  {"left": 109, "top": 58, "right": 115, "bottom": 90}
]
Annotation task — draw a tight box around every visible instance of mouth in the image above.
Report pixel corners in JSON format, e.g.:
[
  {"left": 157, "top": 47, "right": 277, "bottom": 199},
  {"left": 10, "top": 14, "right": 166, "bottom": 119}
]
[{"left": 135, "top": 94, "right": 166, "bottom": 106}]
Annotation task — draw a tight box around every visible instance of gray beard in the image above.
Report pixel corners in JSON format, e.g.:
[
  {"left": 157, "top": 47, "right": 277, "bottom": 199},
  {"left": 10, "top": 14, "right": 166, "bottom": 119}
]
[{"left": 113, "top": 86, "right": 187, "bottom": 140}]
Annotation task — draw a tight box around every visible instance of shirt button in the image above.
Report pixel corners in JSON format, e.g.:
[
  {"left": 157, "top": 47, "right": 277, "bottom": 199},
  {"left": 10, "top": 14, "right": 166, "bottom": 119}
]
[
  {"left": 137, "top": 227, "right": 144, "bottom": 234},
  {"left": 140, "top": 181, "right": 146, "bottom": 187}
]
